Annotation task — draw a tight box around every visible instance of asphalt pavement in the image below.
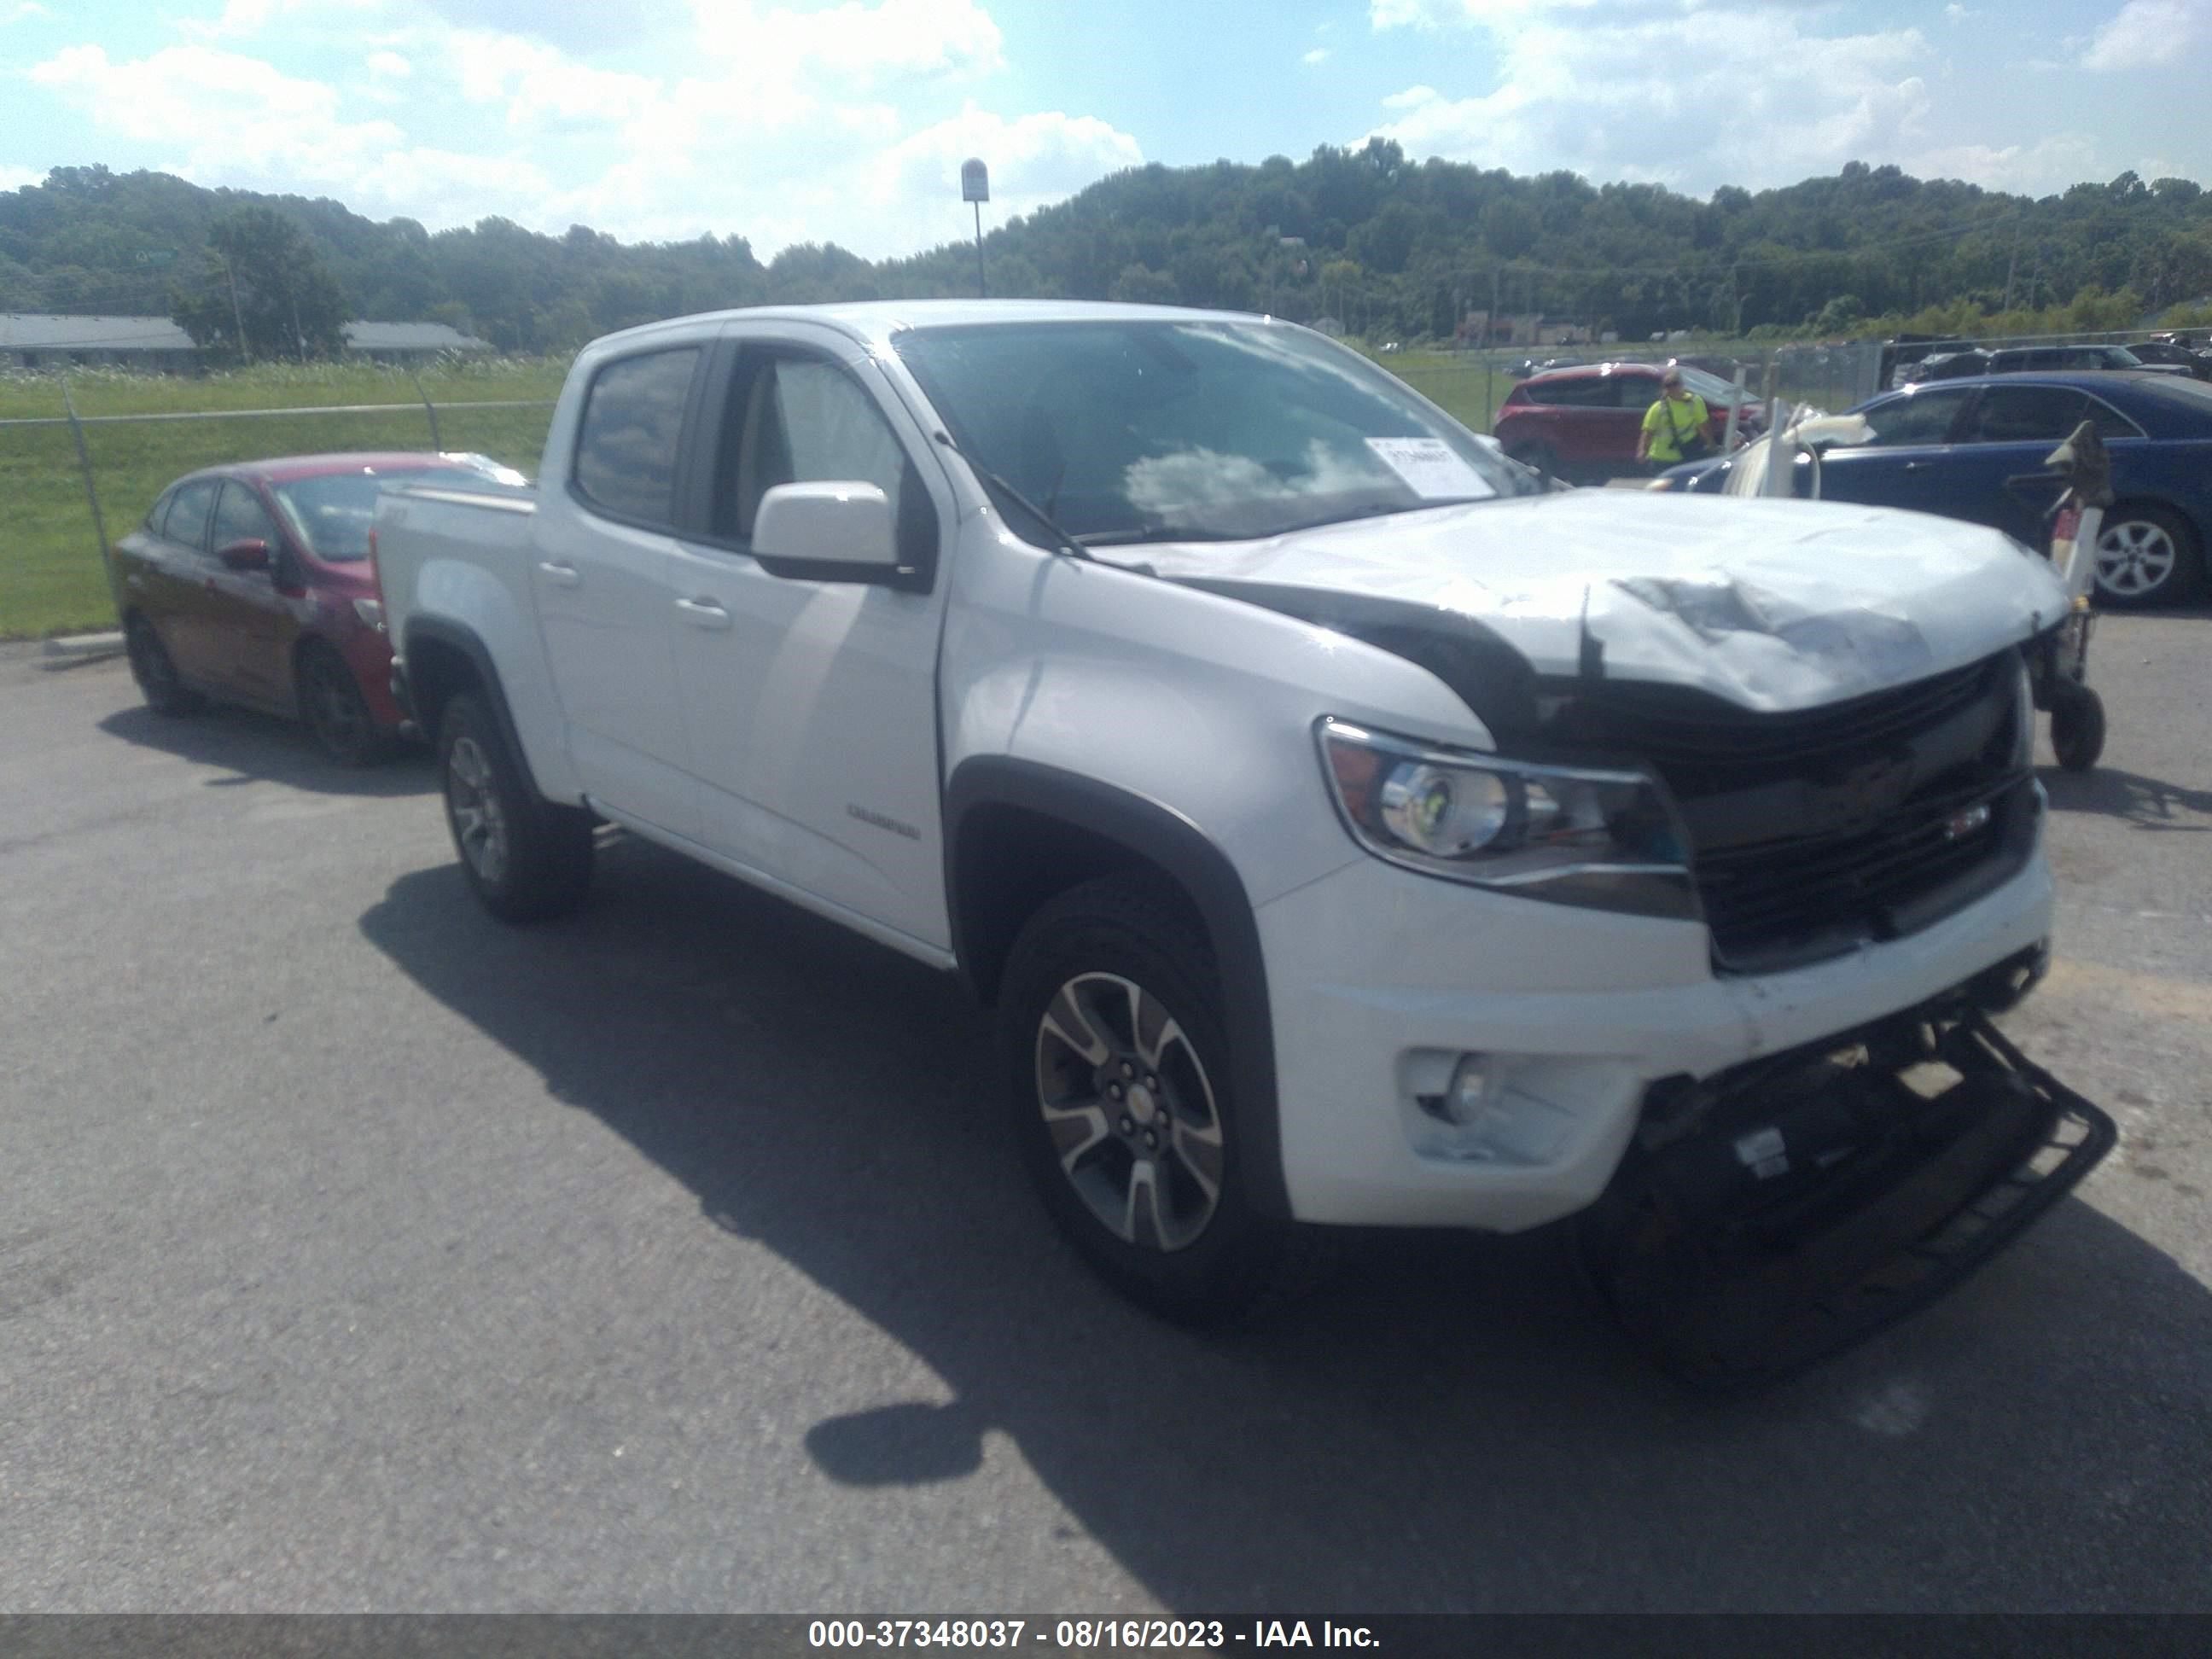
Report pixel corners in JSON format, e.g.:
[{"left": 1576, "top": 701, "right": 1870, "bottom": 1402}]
[{"left": 2, "top": 618, "right": 2209, "bottom": 1614}]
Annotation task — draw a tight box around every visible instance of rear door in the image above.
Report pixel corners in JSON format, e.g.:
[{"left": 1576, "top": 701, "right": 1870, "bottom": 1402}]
[
  {"left": 1945, "top": 382, "right": 2145, "bottom": 544},
  {"left": 146, "top": 477, "right": 225, "bottom": 684},
  {"left": 661, "top": 323, "right": 957, "bottom": 950},
  {"left": 1807, "top": 386, "right": 1975, "bottom": 513},
  {"left": 532, "top": 342, "right": 706, "bottom": 842},
  {"left": 202, "top": 480, "right": 300, "bottom": 708}
]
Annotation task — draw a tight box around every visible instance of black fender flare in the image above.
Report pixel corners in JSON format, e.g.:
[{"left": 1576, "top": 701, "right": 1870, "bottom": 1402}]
[
  {"left": 399, "top": 615, "right": 546, "bottom": 800},
  {"left": 944, "top": 756, "right": 1289, "bottom": 1219}
]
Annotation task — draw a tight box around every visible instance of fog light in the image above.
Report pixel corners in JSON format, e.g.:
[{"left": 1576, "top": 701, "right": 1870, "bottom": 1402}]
[{"left": 1445, "top": 1052, "right": 1503, "bottom": 1128}]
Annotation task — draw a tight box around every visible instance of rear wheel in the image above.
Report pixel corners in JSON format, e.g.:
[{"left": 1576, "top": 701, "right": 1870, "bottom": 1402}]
[
  {"left": 2094, "top": 505, "right": 2200, "bottom": 607},
  {"left": 297, "top": 640, "right": 389, "bottom": 765},
  {"left": 124, "top": 613, "right": 203, "bottom": 716},
  {"left": 437, "top": 691, "right": 593, "bottom": 923},
  {"left": 998, "top": 875, "right": 1288, "bottom": 1324}
]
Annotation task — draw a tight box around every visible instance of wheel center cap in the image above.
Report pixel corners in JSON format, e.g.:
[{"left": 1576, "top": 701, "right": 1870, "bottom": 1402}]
[{"left": 1126, "top": 1082, "right": 1159, "bottom": 1125}]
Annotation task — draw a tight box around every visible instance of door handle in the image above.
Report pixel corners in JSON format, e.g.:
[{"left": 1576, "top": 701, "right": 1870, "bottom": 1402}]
[
  {"left": 536, "top": 561, "right": 582, "bottom": 587},
  {"left": 676, "top": 597, "right": 732, "bottom": 630},
  {"left": 1902, "top": 460, "right": 1931, "bottom": 471}
]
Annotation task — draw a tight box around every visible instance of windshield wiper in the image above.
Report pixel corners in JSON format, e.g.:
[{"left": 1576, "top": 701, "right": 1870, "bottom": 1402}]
[{"left": 932, "top": 430, "right": 1095, "bottom": 563}]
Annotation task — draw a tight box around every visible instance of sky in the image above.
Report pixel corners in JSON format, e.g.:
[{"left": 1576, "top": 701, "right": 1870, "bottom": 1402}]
[{"left": 1, "top": 0, "right": 2208, "bottom": 263}]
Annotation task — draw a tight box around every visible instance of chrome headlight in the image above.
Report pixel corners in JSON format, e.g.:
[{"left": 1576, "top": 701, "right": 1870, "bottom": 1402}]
[
  {"left": 1317, "top": 719, "right": 1697, "bottom": 919},
  {"left": 2011, "top": 649, "right": 2035, "bottom": 769}
]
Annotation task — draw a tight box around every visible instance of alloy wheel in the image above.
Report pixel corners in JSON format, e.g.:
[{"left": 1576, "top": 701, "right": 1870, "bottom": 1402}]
[
  {"left": 446, "top": 734, "right": 509, "bottom": 887},
  {"left": 2096, "top": 518, "right": 2179, "bottom": 600},
  {"left": 1033, "top": 970, "right": 1225, "bottom": 1252}
]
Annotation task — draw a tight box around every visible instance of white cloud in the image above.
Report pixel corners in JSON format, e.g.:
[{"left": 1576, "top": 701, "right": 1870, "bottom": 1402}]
[
  {"left": 0, "top": 164, "right": 44, "bottom": 191},
  {"left": 28, "top": 44, "right": 405, "bottom": 182},
  {"left": 1906, "top": 135, "right": 2100, "bottom": 194},
  {"left": 1370, "top": 9, "right": 1931, "bottom": 189},
  {"left": 1371, "top": 0, "right": 1601, "bottom": 28},
  {"left": 1302, "top": 47, "right": 1330, "bottom": 65},
  {"left": 2081, "top": 0, "right": 2203, "bottom": 70},
  {"left": 20, "top": 0, "right": 1132, "bottom": 260},
  {"left": 2, "top": 2, "right": 52, "bottom": 23},
  {"left": 691, "top": 0, "right": 1004, "bottom": 84},
  {"left": 185, "top": 0, "right": 385, "bottom": 42}
]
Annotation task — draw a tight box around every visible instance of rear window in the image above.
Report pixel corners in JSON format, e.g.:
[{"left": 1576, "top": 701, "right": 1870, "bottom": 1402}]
[
  {"left": 572, "top": 347, "right": 701, "bottom": 525},
  {"left": 1522, "top": 375, "right": 1624, "bottom": 408},
  {"left": 272, "top": 466, "right": 482, "bottom": 562}
]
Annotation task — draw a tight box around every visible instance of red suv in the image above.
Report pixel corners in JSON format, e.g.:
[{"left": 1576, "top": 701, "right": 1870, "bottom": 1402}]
[
  {"left": 1493, "top": 363, "right": 1763, "bottom": 482},
  {"left": 115, "top": 452, "right": 523, "bottom": 763}
]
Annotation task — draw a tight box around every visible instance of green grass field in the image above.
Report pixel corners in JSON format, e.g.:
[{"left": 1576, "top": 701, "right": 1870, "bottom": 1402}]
[{"left": 0, "top": 358, "right": 566, "bottom": 638}]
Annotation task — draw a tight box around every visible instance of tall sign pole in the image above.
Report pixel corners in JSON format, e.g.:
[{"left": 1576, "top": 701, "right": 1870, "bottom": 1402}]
[{"left": 961, "top": 158, "right": 989, "bottom": 298}]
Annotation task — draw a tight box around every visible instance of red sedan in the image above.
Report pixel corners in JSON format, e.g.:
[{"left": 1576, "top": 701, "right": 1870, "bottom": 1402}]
[
  {"left": 1492, "top": 362, "right": 1765, "bottom": 483},
  {"left": 114, "top": 453, "right": 521, "bottom": 763}
]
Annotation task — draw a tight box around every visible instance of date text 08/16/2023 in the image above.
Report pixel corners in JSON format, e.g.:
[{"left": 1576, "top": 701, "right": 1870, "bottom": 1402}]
[{"left": 806, "top": 1621, "right": 1381, "bottom": 1650}]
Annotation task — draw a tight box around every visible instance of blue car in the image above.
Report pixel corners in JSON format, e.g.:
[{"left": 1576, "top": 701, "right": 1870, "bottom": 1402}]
[{"left": 1655, "top": 370, "right": 2212, "bottom": 607}]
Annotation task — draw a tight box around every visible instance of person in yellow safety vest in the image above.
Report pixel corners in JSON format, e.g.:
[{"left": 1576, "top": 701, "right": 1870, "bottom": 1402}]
[{"left": 1635, "top": 369, "right": 1710, "bottom": 475}]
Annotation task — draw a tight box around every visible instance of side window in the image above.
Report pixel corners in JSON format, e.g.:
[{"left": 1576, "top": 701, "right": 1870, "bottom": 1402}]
[
  {"left": 1855, "top": 389, "right": 1967, "bottom": 447},
  {"left": 572, "top": 346, "right": 701, "bottom": 526},
  {"left": 211, "top": 481, "right": 282, "bottom": 551},
  {"left": 2085, "top": 398, "right": 2145, "bottom": 440},
  {"left": 144, "top": 489, "right": 175, "bottom": 533},
  {"left": 162, "top": 479, "right": 220, "bottom": 551},
  {"left": 721, "top": 354, "right": 909, "bottom": 539},
  {"left": 1527, "top": 376, "right": 1621, "bottom": 409},
  {"left": 1964, "top": 386, "right": 2096, "bottom": 445}
]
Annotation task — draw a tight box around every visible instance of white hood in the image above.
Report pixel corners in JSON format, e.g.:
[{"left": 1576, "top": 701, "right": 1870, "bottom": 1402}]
[{"left": 1116, "top": 491, "right": 2069, "bottom": 713}]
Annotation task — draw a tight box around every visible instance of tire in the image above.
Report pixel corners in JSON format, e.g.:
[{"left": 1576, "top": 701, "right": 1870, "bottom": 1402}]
[
  {"left": 436, "top": 691, "right": 593, "bottom": 923},
  {"left": 2093, "top": 504, "right": 2201, "bottom": 608},
  {"left": 123, "top": 612, "right": 204, "bottom": 716},
  {"left": 2050, "top": 682, "right": 2107, "bottom": 773},
  {"left": 296, "top": 640, "right": 390, "bottom": 765},
  {"left": 998, "top": 873, "right": 1288, "bottom": 1325}
]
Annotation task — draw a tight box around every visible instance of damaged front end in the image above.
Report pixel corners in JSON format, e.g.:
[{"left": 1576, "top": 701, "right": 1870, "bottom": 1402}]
[{"left": 1578, "top": 964, "right": 2115, "bottom": 1392}]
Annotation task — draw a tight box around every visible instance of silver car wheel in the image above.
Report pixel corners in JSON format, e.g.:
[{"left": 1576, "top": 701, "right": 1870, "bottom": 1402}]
[
  {"left": 2096, "top": 518, "right": 2179, "bottom": 599},
  {"left": 1033, "top": 970, "right": 1225, "bottom": 1253},
  {"left": 446, "top": 734, "right": 509, "bottom": 887}
]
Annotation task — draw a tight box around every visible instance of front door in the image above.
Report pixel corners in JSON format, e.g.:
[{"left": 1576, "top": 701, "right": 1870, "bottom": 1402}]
[
  {"left": 533, "top": 343, "right": 705, "bottom": 843},
  {"left": 1944, "top": 382, "right": 2143, "bottom": 545},
  {"left": 664, "top": 329, "right": 955, "bottom": 951},
  {"left": 147, "top": 477, "right": 227, "bottom": 686},
  {"left": 1809, "top": 384, "right": 1976, "bottom": 514}
]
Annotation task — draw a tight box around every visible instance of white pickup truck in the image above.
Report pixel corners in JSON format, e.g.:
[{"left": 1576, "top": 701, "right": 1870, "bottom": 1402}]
[{"left": 371, "top": 300, "right": 2114, "bottom": 1385}]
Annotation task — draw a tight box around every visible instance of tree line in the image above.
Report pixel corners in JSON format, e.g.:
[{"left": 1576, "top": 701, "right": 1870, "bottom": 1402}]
[{"left": 3, "top": 148, "right": 2209, "bottom": 361}]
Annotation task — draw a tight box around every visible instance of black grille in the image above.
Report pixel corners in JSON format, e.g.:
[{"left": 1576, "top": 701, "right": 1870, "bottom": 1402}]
[{"left": 1546, "top": 653, "right": 2033, "bottom": 973}]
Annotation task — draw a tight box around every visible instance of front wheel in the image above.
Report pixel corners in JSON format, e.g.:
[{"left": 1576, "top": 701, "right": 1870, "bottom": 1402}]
[
  {"left": 297, "top": 640, "right": 389, "bottom": 765},
  {"left": 998, "top": 875, "right": 1287, "bottom": 1324},
  {"left": 437, "top": 691, "right": 594, "bottom": 923}
]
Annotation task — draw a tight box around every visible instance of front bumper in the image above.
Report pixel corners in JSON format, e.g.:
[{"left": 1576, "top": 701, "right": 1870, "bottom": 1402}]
[{"left": 1254, "top": 816, "right": 2058, "bottom": 1231}]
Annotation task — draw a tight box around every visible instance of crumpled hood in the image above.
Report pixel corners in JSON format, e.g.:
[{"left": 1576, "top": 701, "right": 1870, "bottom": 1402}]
[{"left": 1114, "top": 490, "right": 2069, "bottom": 713}]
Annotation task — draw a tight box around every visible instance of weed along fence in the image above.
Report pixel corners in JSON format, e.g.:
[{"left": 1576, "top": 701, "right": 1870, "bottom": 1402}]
[{"left": 0, "top": 362, "right": 562, "bottom": 638}]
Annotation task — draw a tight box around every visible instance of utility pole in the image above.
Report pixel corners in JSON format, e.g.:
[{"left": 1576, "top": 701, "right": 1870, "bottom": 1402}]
[
  {"left": 216, "top": 251, "right": 249, "bottom": 361},
  {"left": 2002, "top": 218, "right": 2023, "bottom": 312}
]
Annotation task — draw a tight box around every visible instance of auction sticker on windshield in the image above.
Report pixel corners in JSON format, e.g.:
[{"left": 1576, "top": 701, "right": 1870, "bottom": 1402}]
[{"left": 1365, "top": 437, "right": 1496, "bottom": 500}]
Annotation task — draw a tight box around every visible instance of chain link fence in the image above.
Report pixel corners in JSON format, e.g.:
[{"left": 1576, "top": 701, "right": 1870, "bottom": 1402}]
[{"left": 0, "top": 375, "right": 558, "bottom": 637}]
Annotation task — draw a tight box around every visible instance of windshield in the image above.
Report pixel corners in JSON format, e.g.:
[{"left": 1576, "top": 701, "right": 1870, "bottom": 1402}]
[
  {"left": 272, "top": 464, "right": 490, "bottom": 561},
  {"left": 892, "top": 318, "right": 1530, "bottom": 546}
]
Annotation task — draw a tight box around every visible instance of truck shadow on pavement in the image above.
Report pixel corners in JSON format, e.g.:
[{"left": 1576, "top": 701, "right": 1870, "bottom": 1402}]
[
  {"left": 100, "top": 705, "right": 434, "bottom": 799},
  {"left": 2040, "top": 764, "right": 2212, "bottom": 830},
  {"left": 359, "top": 837, "right": 2212, "bottom": 1612}
]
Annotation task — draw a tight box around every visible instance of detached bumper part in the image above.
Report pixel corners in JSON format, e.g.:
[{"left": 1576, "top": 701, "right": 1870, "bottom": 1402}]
[{"left": 1578, "top": 1006, "right": 2114, "bottom": 1392}]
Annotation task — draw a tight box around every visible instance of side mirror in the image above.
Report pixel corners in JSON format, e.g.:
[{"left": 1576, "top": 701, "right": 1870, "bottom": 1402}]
[
  {"left": 752, "top": 481, "right": 899, "bottom": 576},
  {"left": 218, "top": 537, "right": 271, "bottom": 572}
]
